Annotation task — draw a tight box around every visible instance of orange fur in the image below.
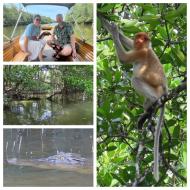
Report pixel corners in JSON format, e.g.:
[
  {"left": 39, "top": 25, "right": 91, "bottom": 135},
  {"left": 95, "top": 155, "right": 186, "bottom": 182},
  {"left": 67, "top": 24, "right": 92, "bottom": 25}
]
[{"left": 127, "top": 33, "right": 167, "bottom": 98}]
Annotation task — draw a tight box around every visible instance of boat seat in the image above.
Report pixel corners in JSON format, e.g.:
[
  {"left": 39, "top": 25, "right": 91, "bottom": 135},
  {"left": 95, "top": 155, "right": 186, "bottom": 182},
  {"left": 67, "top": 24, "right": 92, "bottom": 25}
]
[
  {"left": 75, "top": 38, "right": 93, "bottom": 62},
  {"left": 3, "top": 36, "right": 28, "bottom": 62},
  {"left": 76, "top": 46, "right": 93, "bottom": 62},
  {"left": 12, "top": 51, "right": 29, "bottom": 62}
]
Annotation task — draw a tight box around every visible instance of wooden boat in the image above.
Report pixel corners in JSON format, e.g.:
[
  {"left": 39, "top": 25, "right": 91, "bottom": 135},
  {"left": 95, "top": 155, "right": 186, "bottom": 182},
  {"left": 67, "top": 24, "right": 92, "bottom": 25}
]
[
  {"left": 3, "top": 28, "right": 93, "bottom": 62},
  {"left": 3, "top": 3, "right": 93, "bottom": 62}
]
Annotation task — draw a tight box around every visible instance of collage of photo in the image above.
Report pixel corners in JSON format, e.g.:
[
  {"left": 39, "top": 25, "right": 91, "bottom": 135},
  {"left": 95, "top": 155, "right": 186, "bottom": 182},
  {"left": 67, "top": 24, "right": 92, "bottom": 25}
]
[{"left": 2, "top": 2, "right": 188, "bottom": 189}]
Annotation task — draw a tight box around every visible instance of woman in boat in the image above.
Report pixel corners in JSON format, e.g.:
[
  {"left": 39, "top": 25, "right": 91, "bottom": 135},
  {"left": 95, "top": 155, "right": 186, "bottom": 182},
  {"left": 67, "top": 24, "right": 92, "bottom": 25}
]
[{"left": 19, "top": 14, "right": 46, "bottom": 61}]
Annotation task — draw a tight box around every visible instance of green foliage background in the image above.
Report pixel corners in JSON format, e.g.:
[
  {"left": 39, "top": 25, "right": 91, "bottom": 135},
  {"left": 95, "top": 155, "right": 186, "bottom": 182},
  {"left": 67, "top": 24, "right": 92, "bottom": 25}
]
[{"left": 97, "top": 3, "right": 187, "bottom": 187}]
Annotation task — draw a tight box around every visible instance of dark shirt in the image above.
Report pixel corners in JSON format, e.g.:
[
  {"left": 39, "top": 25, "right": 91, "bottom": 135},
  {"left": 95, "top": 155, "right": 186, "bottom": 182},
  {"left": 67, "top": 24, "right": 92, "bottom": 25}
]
[{"left": 53, "top": 22, "right": 74, "bottom": 46}]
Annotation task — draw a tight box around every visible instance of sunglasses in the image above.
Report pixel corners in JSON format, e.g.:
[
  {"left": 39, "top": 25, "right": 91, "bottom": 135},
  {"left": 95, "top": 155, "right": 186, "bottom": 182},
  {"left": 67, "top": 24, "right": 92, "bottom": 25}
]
[{"left": 35, "top": 18, "right": 41, "bottom": 21}]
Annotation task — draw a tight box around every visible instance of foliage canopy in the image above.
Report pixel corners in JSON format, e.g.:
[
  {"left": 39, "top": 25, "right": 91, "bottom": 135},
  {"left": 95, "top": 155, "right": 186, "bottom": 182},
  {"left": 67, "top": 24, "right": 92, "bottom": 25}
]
[
  {"left": 65, "top": 4, "right": 93, "bottom": 23},
  {"left": 4, "top": 65, "right": 93, "bottom": 97}
]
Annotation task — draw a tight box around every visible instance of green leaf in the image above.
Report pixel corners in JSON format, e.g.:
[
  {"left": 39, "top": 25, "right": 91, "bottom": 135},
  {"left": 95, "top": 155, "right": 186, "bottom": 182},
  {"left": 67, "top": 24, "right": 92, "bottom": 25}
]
[
  {"left": 173, "top": 125, "right": 180, "bottom": 139},
  {"left": 103, "top": 172, "right": 113, "bottom": 186},
  {"left": 112, "top": 156, "right": 126, "bottom": 163},
  {"left": 114, "top": 70, "right": 122, "bottom": 83},
  {"left": 140, "top": 15, "right": 160, "bottom": 24},
  {"left": 122, "top": 25, "right": 141, "bottom": 33},
  {"left": 165, "top": 4, "right": 187, "bottom": 23},
  {"left": 141, "top": 4, "right": 157, "bottom": 15},
  {"left": 111, "top": 173, "right": 125, "bottom": 185},
  {"left": 172, "top": 48, "right": 186, "bottom": 66},
  {"left": 107, "top": 146, "right": 117, "bottom": 151},
  {"left": 121, "top": 20, "right": 138, "bottom": 27},
  {"left": 152, "top": 38, "right": 165, "bottom": 46},
  {"left": 144, "top": 155, "right": 153, "bottom": 163},
  {"left": 167, "top": 119, "right": 177, "bottom": 127},
  {"left": 98, "top": 4, "right": 116, "bottom": 12},
  {"left": 164, "top": 153, "right": 179, "bottom": 160},
  {"left": 103, "top": 70, "right": 112, "bottom": 83}
]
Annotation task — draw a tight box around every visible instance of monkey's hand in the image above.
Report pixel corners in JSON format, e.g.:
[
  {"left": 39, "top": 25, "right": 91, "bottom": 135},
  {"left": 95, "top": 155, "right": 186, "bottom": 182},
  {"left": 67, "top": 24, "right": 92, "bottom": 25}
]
[
  {"left": 110, "top": 22, "right": 119, "bottom": 37},
  {"left": 100, "top": 17, "right": 119, "bottom": 36},
  {"left": 101, "top": 17, "right": 113, "bottom": 33}
]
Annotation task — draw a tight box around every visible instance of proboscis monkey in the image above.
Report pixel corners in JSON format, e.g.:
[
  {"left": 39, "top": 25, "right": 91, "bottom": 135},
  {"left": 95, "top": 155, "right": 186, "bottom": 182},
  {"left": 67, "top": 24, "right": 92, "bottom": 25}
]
[{"left": 101, "top": 17, "right": 168, "bottom": 181}]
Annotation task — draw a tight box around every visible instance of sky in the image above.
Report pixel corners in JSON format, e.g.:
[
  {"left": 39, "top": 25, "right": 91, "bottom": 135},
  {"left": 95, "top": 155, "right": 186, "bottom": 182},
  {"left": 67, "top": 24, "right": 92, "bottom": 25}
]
[{"left": 8, "top": 3, "right": 70, "bottom": 20}]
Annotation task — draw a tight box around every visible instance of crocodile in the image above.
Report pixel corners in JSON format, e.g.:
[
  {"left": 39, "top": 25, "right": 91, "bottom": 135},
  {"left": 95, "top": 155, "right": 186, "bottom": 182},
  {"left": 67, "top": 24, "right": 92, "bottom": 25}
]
[{"left": 7, "top": 151, "right": 93, "bottom": 174}]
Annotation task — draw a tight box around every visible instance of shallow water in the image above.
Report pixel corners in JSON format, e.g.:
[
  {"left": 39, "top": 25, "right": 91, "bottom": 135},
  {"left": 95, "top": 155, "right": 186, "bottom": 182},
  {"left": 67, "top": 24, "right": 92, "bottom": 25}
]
[
  {"left": 4, "top": 98, "right": 93, "bottom": 125},
  {"left": 4, "top": 129, "right": 93, "bottom": 187}
]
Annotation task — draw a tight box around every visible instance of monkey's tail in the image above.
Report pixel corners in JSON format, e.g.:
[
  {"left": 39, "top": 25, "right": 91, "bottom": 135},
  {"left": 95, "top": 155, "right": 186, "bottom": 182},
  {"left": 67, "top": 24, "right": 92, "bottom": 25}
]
[{"left": 153, "top": 105, "right": 165, "bottom": 182}]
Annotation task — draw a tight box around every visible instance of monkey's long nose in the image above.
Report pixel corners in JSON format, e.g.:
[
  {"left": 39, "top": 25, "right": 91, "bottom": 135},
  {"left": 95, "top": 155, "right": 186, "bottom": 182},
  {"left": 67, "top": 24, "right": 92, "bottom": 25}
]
[{"left": 137, "top": 38, "right": 144, "bottom": 43}]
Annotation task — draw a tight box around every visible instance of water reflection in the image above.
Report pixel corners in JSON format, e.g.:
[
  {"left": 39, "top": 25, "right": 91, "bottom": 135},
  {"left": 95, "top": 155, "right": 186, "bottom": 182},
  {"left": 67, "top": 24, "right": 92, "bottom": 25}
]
[
  {"left": 4, "top": 97, "right": 93, "bottom": 125},
  {"left": 4, "top": 129, "right": 93, "bottom": 187}
]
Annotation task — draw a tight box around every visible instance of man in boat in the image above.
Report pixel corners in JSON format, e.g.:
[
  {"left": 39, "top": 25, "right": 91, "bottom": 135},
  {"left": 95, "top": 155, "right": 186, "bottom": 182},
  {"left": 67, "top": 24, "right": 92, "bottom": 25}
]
[
  {"left": 47, "top": 14, "right": 77, "bottom": 59},
  {"left": 19, "top": 15, "right": 48, "bottom": 61}
]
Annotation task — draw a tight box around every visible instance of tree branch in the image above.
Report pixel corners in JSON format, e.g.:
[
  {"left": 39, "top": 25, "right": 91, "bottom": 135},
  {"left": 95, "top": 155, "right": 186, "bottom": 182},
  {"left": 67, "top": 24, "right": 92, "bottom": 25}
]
[
  {"left": 97, "top": 37, "right": 112, "bottom": 43},
  {"left": 137, "top": 80, "right": 186, "bottom": 129}
]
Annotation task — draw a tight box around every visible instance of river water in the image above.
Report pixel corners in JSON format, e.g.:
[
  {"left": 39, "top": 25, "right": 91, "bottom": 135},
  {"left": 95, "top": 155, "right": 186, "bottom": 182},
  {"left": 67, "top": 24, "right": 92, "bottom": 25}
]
[
  {"left": 4, "top": 97, "right": 93, "bottom": 125},
  {"left": 4, "top": 129, "right": 93, "bottom": 186},
  {"left": 4, "top": 23, "right": 93, "bottom": 45}
]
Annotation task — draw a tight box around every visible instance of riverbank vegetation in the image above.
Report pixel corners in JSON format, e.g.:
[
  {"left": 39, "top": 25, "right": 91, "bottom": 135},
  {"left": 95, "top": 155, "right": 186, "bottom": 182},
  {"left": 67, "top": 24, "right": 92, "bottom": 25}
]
[
  {"left": 65, "top": 4, "right": 93, "bottom": 24},
  {"left": 3, "top": 4, "right": 54, "bottom": 26},
  {"left": 4, "top": 65, "right": 93, "bottom": 101}
]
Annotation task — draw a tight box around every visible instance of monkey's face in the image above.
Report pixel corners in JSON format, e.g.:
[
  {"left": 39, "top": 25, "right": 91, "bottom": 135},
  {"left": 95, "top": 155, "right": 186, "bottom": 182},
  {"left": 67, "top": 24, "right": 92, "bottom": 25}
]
[{"left": 134, "top": 32, "right": 150, "bottom": 49}]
